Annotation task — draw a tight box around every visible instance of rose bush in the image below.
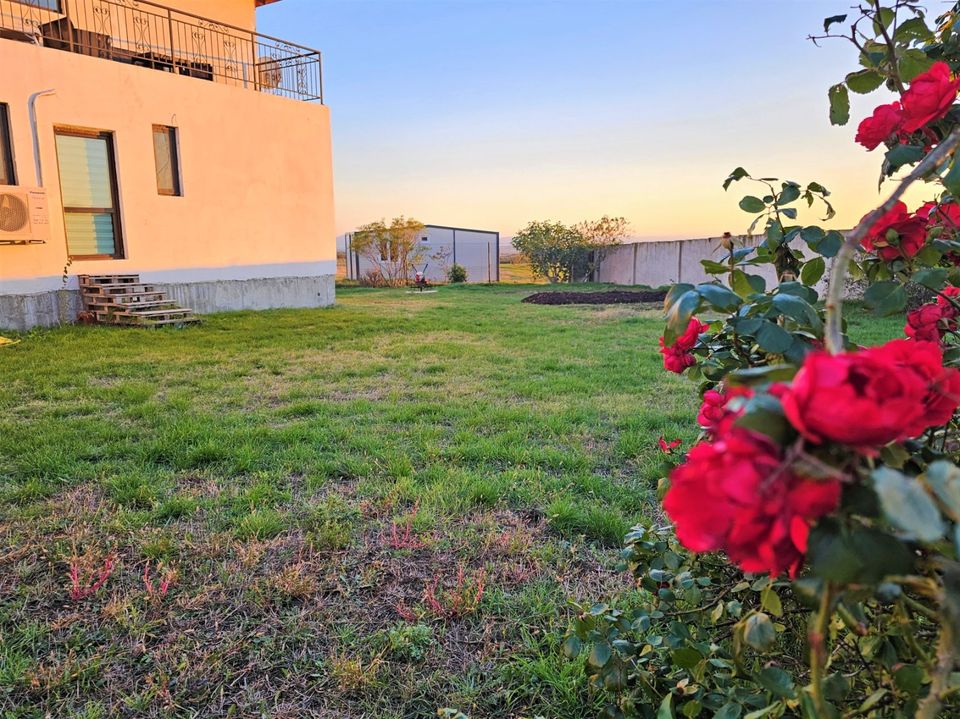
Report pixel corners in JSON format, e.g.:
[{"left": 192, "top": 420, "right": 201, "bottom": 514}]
[{"left": 564, "top": 4, "right": 960, "bottom": 718}]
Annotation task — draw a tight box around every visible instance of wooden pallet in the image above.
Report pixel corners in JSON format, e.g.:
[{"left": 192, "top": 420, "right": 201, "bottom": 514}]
[{"left": 78, "top": 274, "right": 200, "bottom": 328}]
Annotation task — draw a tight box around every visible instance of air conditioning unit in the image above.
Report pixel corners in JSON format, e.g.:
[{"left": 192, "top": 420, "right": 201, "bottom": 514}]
[{"left": 0, "top": 186, "right": 49, "bottom": 245}]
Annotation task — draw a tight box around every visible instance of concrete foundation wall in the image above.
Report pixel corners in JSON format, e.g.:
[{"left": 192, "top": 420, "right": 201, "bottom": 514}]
[
  {"left": 0, "top": 289, "right": 82, "bottom": 331},
  {"left": 162, "top": 274, "right": 335, "bottom": 313},
  {"left": 0, "top": 274, "right": 335, "bottom": 331}
]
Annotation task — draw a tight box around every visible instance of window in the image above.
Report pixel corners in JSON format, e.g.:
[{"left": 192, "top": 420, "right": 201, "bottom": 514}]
[
  {"left": 0, "top": 105, "right": 15, "bottom": 185},
  {"left": 152, "top": 125, "right": 181, "bottom": 196},
  {"left": 55, "top": 128, "right": 123, "bottom": 259},
  {"left": 15, "top": 0, "right": 62, "bottom": 10}
]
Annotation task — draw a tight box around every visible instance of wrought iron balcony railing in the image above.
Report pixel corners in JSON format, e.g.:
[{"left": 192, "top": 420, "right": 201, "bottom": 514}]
[{"left": 0, "top": 0, "right": 323, "bottom": 103}]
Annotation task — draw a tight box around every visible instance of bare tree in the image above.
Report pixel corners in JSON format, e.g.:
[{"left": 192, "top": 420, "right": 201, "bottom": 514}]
[
  {"left": 572, "top": 215, "right": 629, "bottom": 282},
  {"left": 351, "top": 216, "right": 427, "bottom": 286}
]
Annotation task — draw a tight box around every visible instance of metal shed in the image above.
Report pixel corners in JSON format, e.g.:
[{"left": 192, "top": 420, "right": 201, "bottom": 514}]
[{"left": 344, "top": 224, "right": 500, "bottom": 284}]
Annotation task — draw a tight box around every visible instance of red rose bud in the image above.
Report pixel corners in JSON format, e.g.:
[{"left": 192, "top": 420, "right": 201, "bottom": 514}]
[
  {"left": 663, "top": 429, "right": 841, "bottom": 577},
  {"left": 856, "top": 101, "right": 903, "bottom": 150},
  {"left": 900, "top": 61, "right": 960, "bottom": 133}
]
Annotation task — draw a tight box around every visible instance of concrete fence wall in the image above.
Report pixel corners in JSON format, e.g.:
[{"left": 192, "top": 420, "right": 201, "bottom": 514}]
[
  {"left": 594, "top": 236, "right": 840, "bottom": 300},
  {"left": 595, "top": 236, "right": 785, "bottom": 288}
]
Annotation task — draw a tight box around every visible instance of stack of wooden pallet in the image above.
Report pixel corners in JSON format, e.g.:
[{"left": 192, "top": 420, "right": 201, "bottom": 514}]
[{"left": 78, "top": 274, "right": 199, "bottom": 327}]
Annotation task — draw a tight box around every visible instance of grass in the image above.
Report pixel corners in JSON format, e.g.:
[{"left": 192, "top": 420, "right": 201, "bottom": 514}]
[
  {"left": 498, "top": 261, "right": 544, "bottom": 284},
  {"left": 0, "top": 284, "right": 902, "bottom": 718}
]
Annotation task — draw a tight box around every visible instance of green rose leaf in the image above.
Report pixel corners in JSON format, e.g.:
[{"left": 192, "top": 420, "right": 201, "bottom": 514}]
[
  {"left": 561, "top": 633, "right": 582, "bottom": 658},
  {"left": 734, "top": 393, "right": 791, "bottom": 444},
  {"left": 731, "top": 269, "right": 765, "bottom": 298},
  {"left": 872, "top": 6, "right": 894, "bottom": 33},
  {"left": 657, "top": 693, "right": 674, "bottom": 719},
  {"left": 895, "top": 17, "right": 933, "bottom": 42},
  {"left": 913, "top": 268, "right": 949, "bottom": 291},
  {"left": 743, "top": 612, "right": 776, "bottom": 651},
  {"left": 714, "top": 704, "right": 742, "bottom": 719},
  {"left": 872, "top": 467, "right": 945, "bottom": 542},
  {"left": 863, "top": 281, "right": 907, "bottom": 316},
  {"left": 665, "top": 289, "right": 701, "bottom": 341},
  {"left": 800, "top": 257, "right": 826, "bottom": 286},
  {"left": 664, "top": 282, "right": 696, "bottom": 311},
  {"left": 697, "top": 283, "right": 742, "bottom": 311},
  {"left": 756, "top": 667, "right": 797, "bottom": 699},
  {"left": 701, "top": 259, "right": 730, "bottom": 275},
  {"left": 823, "top": 14, "right": 847, "bottom": 32},
  {"left": 819, "top": 231, "right": 844, "bottom": 258},
  {"left": 807, "top": 519, "right": 914, "bottom": 584},
  {"left": 588, "top": 641, "right": 612, "bottom": 668},
  {"left": 828, "top": 83, "right": 850, "bottom": 126},
  {"left": 943, "top": 154, "right": 960, "bottom": 199},
  {"left": 898, "top": 49, "right": 935, "bottom": 83},
  {"left": 779, "top": 183, "right": 801, "bottom": 205},
  {"left": 885, "top": 143, "right": 926, "bottom": 172},
  {"left": 845, "top": 69, "right": 884, "bottom": 94},
  {"left": 772, "top": 293, "right": 822, "bottom": 331},
  {"left": 724, "top": 167, "right": 750, "bottom": 190},
  {"left": 739, "top": 196, "right": 767, "bottom": 213},
  {"left": 755, "top": 321, "right": 794, "bottom": 354},
  {"left": 727, "top": 364, "right": 798, "bottom": 384},
  {"left": 672, "top": 647, "right": 702, "bottom": 670}
]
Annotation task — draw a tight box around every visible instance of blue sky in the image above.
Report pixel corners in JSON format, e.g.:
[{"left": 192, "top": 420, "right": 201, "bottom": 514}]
[{"left": 257, "top": 0, "right": 915, "bottom": 241}]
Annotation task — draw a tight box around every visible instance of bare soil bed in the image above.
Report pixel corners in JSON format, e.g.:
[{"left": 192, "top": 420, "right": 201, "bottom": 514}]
[{"left": 521, "top": 289, "right": 667, "bottom": 305}]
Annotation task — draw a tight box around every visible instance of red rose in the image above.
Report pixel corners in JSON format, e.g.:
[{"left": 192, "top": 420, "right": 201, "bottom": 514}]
[
  {"left": 901, "top": 62, "right": 960, "bottom": 133},
  {"left": 905, "top": 286, "right": 960, "bottom": 343},
  {"left": 906, "top": 303, "right": 948, "bottom": 342},
  {"left": 920, "top": 201, "right": 960, "bottom": 240},
  {"left": 871, "top": 339, "right": 960, "bottom": 433},
  {"left": 659, "top": 318, "right": 709, "bottom": 373},
  {"left": 860, "top": 201, "right": 928, "bottom": 261},
  {"left": 856, "top": 101, "right": 903, "bottom": 150},
  {"left": 942, "top": 286, "right": 960, "bottom": 316},
  {"left": 663, "top": 429, "right": 841, "bottom": 577},
  {"left": 780, "top": 339, "right": 960, "bottom": 452},
  {"left": 697, "top": 389, "right": 727, "bottom": 429}
]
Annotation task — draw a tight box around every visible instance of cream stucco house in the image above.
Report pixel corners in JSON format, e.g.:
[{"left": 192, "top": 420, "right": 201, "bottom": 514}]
[{"left": 0, "top": 0, "right": 335, "bottom": 329}]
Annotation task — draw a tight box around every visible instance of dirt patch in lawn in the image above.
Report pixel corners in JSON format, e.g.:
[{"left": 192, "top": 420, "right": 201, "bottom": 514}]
[{"left": 522, "top": 289, "right": 666, "bottom": 305}]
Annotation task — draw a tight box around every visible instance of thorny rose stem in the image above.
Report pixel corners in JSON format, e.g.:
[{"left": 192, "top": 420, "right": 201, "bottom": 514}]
[{"left": 824, "top": 127, "right": 960, "bottom": 354}]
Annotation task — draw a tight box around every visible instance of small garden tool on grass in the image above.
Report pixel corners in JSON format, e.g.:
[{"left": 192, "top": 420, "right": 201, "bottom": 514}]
[{"left": 413, "top": 263, "right": 430, "bottom": 292}]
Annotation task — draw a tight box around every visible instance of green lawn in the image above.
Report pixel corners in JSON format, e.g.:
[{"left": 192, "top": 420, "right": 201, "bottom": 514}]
[{"left": 0, "top": 284, "right": 902, "bottom": 718}]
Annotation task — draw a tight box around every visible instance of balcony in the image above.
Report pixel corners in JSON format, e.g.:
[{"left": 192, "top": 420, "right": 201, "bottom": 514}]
[{"left": 0, "top": 0, "right": 323, "bottom": 103}]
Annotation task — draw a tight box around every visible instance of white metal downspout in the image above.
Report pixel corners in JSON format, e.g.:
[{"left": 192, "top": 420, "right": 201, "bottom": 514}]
[{"left": 28, "top": 89, "right": 56, "bottom": 187}]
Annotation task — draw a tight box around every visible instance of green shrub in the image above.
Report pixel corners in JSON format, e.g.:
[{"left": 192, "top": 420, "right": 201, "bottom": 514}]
[{"left": 447, "top": 263, "right": 468, "bottom": 283}]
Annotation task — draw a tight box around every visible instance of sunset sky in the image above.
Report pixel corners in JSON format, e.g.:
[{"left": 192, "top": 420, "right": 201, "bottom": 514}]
[{"left": 258, "top": 0, "right": 925, "bottom": 243}]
